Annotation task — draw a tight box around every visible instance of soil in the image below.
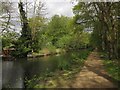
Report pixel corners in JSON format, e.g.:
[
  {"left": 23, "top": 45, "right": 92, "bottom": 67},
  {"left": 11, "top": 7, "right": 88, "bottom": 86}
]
[{"left": 69, "top": 51, "right": 119, "bottom": 89}]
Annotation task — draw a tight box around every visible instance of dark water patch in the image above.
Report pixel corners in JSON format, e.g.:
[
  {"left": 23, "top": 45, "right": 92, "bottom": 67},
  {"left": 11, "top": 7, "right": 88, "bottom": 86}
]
[{"left": 2, "top": 50, "right": 90, "bottom": 88}]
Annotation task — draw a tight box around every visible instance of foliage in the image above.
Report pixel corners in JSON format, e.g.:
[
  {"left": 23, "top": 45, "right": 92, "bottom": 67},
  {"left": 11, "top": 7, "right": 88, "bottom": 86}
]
[
  {"left": 13, "top": 1, "right": 32, "bottom": 57},
  {"left": 56, "top": 35, "right": 72, "bottom": 49},
  {"left": 104, "top": 60, "right": 120, "bottom": 81},
  {"left": 45, "top": 15, "right": 73, "bottom": 47},
  {"left": 73, "top": 2, "right": 120, "bottom": 59},
  {"left": 40, "top": 15, "right": 91, "bottom": 51},
  {"left": 39, "top": 46, "right": 56, "bottom": 55},
  {"left": 25, "top": 49, "right": 91, "bottom": 88},
  {"left": 1, "top": 31, "right": 19, "bottom": 49},
  {"left": 28, "top": 16, "right": 46, "bottom": 52},
  {"left": 0, "top": 1, "right": 92, "bottom": 59},
  {"left": 12, "top": 39, "right": 31, "bottom": 57},
  {"left": 99, "top": 52, "right": 120, "bottom": 81}
]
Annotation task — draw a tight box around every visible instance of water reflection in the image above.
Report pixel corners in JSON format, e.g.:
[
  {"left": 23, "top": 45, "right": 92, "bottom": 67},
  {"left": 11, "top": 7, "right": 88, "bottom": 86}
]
[
  {"left": 0, "top": 60, "right": 2, "bottom": 90},
  {"left": 2, "top": 51, "right": 86, "bottom": 88},
  {"left": 2, "top": 61, "right": 24, "bottom": 88}
]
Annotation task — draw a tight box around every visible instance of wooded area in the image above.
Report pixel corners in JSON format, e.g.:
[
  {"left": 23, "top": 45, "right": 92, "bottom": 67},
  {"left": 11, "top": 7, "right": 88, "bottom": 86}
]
[
  {"left": 1, "top": 1, "right": 119, "bottom": 59},
  {"left": 1, "top": 0, "right": 120, "bottom": 89}
]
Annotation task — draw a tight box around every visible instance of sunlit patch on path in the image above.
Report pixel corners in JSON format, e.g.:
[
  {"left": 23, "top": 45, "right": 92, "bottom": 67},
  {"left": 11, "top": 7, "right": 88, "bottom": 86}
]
[{"left": 70, "top": 52, "right": 118, "bottom": 88}]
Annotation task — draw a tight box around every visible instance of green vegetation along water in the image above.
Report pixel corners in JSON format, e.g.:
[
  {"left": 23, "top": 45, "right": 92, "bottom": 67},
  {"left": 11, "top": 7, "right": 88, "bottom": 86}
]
[{"left": 2, "top": 49, "right": 90, "bottom": 88}]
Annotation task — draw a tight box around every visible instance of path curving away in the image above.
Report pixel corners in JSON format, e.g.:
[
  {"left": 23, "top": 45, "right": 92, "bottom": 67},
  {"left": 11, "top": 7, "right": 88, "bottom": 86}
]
[{"left": 70, "top": 52, "right": 118, "bottom": 89}]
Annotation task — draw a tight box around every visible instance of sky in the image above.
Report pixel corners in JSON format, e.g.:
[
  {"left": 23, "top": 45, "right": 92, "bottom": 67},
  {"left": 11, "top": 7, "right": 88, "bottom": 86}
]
[
  {"left": 1, "top": 0, "right": 119, "bottom": 33},
  {"left": 40, "top": 0, "right": 77, "bottom": 18},
  {"left": 1, "top": 0, "right": 77, "bottom": 18},
  {"left": 0, "top": 0, "right": 77, "bottom": 33}
]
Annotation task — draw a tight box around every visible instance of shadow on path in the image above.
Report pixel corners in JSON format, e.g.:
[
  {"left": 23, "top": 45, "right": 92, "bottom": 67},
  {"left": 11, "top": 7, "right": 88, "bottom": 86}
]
[{"left": 69, "top": 52, "right": 119, "bottom": 89}]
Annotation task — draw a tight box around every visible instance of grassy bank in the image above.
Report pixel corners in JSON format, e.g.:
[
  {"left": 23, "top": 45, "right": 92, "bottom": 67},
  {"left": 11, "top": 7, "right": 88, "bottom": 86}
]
[
  {"left": 99, "top": 52, "right": 120, "bottom": 81},
  {"left": 25, "top": 49, "right": 91, "bottom": 88},
  {"left": 103, "top": 60, "right": 120, "bottom": 81},
  {"left": 28, "top": 48, "right": 66, "bottom": 58}
]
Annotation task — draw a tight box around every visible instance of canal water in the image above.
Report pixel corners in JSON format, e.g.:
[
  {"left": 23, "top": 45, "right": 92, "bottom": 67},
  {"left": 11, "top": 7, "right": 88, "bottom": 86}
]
[{"left": 2, "top": 51, "right": 87, "bottom": 88}]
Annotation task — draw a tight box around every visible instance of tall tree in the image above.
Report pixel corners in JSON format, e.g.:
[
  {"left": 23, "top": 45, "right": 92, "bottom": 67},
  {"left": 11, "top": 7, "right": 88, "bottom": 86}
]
[
  {"left": 18, "top": 1, "right": 32, "bottom": 48},
  {"left": 14, "top": 1, "right": 32, "bottom": 57},
  {"left": 29, "top": 16, "right": 45, "bottom": 52},
  {"left": 29, "top": 0, "right": 46, "bottom": 52},
  {"left": 73, "top": 2, "right": 119, "bottom": 59}
]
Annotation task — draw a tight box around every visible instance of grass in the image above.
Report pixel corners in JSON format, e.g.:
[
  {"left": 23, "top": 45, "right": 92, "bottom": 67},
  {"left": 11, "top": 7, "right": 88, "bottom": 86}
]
[
  {"left": 99, "top": 52, "right": 120, "bottom": 81},
  {"left": 25, "top": 66, "right": 83, "bottom": 88},
  {"left": 25, "top": 49, "right": 91, "bottom": 88},
  {"left": 103, "top": 59, "right": 120, "bottom": 81},
  {"left": 32, "top": 48, "right": 65, "bottom": 56}
]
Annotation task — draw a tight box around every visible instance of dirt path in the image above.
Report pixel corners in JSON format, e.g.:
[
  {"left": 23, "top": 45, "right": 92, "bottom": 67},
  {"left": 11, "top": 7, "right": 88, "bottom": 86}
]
[{"left": 70, "top": 51, "right": 118, "bottom": 88}]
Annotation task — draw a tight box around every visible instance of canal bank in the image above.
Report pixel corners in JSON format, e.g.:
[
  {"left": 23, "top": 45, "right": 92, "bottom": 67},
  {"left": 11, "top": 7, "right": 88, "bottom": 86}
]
[{"left": 2, "top": 49, "right": 90, "bottom": 88}]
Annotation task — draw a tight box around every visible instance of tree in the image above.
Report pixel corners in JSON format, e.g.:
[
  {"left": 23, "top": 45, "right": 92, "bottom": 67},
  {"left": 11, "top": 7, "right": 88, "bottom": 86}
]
[
  {"left": 29, "top": 16, "right": 45, "bottom": 52},
  {"left": 13, "top": 1, "right": 32, "bottom": 57},
  {"left": 0, "top": 1, "right": 14, "bottom": 33},
  {"left": 29, "top": 0, "right": 46, "bottom": 52},
  {"left": 43, "top": 15, "right": 73, "bottom": 48},
  {"left": 40, "top": 14, "right": 90, "bottom": 50},
  {"left": 73, "top": 2, "right": 119, "bottom": 59},
  {"left": 1, "top": 31, "right": 20, "bottom": 49}
]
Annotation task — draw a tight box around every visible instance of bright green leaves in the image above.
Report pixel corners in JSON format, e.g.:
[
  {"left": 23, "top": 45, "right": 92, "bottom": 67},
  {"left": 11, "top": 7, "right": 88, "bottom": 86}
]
[
  {"left": 2, "top": 31, "right": 19, "bottom": 49},
  {"left": 41, "top": 15, "right": 74, "bottom": 49},
  {"left": 56, "top": 35, "right": 72, "bottom": 49}
]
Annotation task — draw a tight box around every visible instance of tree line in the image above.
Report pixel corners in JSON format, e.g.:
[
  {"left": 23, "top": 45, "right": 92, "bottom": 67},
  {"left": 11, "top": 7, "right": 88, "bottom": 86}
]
[
  {"left": 73, "top": 2, "right": 120, "bottom": 59},
  {"left": 1, "top": 1, "right": 119, "bottom": 60}
]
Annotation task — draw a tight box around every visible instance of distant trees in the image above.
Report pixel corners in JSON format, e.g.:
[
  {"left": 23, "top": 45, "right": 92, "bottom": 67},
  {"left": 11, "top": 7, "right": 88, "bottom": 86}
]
[
  {"left": 0, "top": 1, "right": 20, "bottom": 50},
  {"left": 46, "top": 15, "right": 71, "bottom": 47},
  {"left": 39, "top": 15, "right": 72, "bottom": 49},
  {"left": 29, "top": 16, "right": 45, "bottom": 52},
  {"left": 28, "top": 0, "right": 46, "bottom": 52},
  {"left": 39, "top": 15, "right": 91, "bottom": 50},
  {"left": 0, "top": 1, "right": 93, "bottom": 58},
  {"left": 0, "top": 0, "right": 46, "bottom": 57},
  {"left": 73, "top": 2, "right": 120, "bottom": 59},
  {"left": 0, "top": 1, "right": 13, "bottom": 33}
]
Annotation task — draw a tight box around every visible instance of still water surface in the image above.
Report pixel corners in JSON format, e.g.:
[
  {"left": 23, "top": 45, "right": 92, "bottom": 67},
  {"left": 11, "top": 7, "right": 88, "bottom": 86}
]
[{"left": 2, "top": 51, "right": 84, "bottom": 88}]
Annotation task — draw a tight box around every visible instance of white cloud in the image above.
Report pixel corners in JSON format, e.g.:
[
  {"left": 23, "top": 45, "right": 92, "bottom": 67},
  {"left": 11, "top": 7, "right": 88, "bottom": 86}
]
[
  {"left": 41, "top": 0, "right": 76, "bottom": 18},
  {"left": 1, "top": 0, "right": 76, "bottom": 18}
]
